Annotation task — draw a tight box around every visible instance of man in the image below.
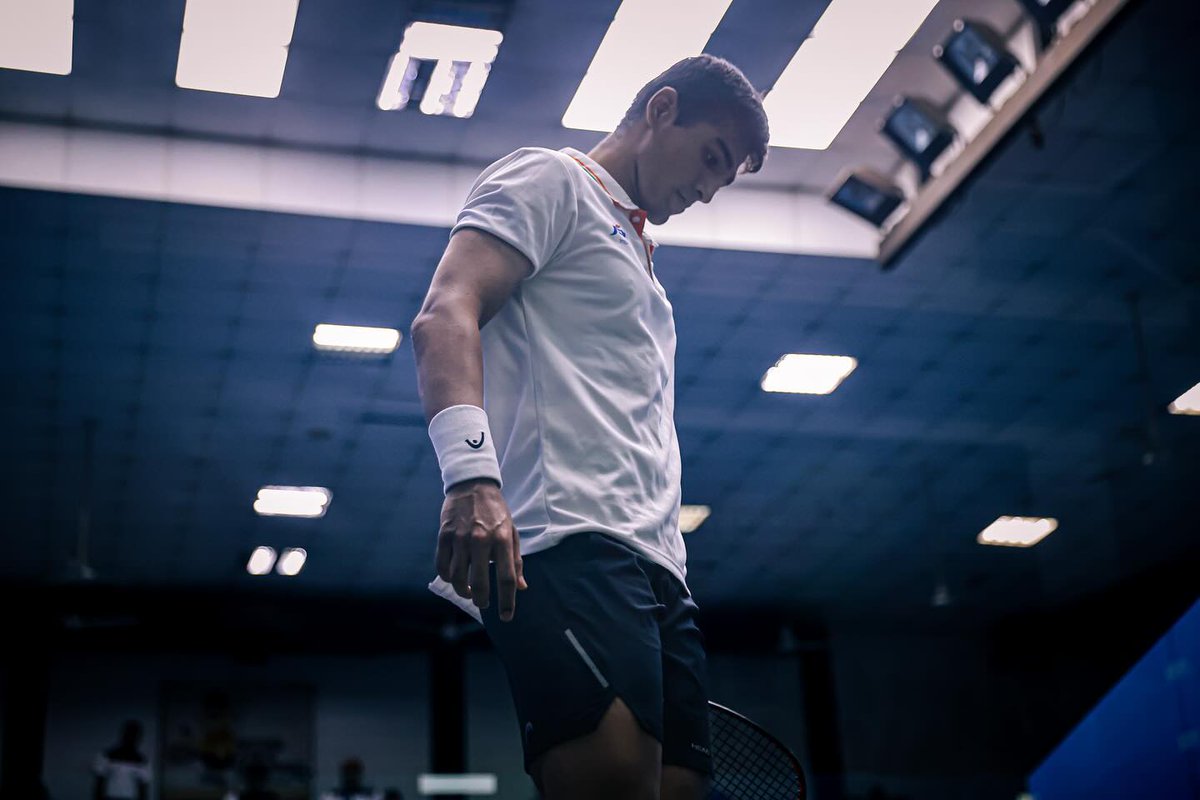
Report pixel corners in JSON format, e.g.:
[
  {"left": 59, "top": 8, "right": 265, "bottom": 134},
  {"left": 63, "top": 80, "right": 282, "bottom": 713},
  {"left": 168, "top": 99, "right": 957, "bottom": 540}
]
[
  {"left": 411, "top": 54, "right": 769, "bottom": 800},
  {"left": 319, "top": 758, "right": 384, "bottom": 800},
  {"left": 93, "top": 720, "right": 151, "bottom": 800}
]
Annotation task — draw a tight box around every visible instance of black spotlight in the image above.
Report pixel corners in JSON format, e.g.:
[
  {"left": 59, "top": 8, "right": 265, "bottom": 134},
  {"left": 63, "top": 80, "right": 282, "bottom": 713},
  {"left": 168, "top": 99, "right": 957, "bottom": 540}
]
[
  {"left": 881, "top": 97, "right": 956, "bottom": 182},
  {"left": 1015, "top": 0, "right": 1079, "bottom": 47},
  {"left": 934, "top": 19, "right": 1020, "bottom": 104},
  {"left": 829, "top": 170, "right": 905, "bottom": 228}
]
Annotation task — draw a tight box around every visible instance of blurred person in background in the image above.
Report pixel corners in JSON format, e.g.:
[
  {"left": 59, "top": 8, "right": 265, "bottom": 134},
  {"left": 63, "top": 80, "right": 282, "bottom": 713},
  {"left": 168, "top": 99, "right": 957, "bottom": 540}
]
[
  {"left": 92, "top": 720, "right": 151, "bottom": 800},
  {"left": 321, "top": 757, "right": 383, "bottom": 800}
]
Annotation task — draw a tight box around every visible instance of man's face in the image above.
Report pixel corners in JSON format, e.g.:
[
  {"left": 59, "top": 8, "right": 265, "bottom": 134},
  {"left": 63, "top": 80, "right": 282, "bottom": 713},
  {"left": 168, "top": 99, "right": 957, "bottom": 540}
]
[{"left": 634, "top": 90, "right": 752, "bottom": 225}]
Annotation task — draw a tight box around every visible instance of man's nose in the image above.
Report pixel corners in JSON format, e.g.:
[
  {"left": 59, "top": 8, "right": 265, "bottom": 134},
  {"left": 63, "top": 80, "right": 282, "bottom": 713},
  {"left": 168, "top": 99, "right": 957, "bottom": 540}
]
[{"left": 695, "top": 181, "right": 718, "bottom": 204}]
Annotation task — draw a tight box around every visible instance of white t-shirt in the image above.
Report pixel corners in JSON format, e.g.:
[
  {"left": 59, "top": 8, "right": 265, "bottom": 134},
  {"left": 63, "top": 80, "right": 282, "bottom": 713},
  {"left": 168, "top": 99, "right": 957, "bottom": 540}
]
[
  {"left": 93, "top": 752, "right": 151, "bottom": 799},
  {"left": 429, "top": 147, "right": 686, "bottom": 621}
]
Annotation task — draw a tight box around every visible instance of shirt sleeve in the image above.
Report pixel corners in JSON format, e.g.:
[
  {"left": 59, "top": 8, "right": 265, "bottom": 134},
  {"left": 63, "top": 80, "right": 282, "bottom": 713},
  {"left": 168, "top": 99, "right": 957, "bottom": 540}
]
[
  {"left": 451, "top": 148, "right": 578, "bottom": 277},
  {"left": 92, "top": 753, "right": 110, "bottom": 776}
]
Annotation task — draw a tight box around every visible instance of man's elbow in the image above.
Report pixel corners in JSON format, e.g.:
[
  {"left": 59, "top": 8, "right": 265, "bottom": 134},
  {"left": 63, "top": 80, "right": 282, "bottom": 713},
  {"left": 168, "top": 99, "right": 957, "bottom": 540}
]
[{"left": 409, "top": 311, "right": 437, "bottom": 351}]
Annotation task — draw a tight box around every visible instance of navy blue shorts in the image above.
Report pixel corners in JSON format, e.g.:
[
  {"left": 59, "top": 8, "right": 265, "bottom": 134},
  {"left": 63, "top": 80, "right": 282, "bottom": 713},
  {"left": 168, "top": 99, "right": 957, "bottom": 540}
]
[{"left": 480, "top": 531, "right": 713, "bottom": 777}]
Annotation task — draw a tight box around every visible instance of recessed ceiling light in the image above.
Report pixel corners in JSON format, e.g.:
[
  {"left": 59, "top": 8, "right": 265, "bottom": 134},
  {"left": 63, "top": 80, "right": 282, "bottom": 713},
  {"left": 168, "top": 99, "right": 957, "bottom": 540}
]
[
  {"left": 977, "top": 516, "right": 1058, "bottom": 547},
  {"left": 1168, "top": 382, "right": 1200, "bottom": 415},
  {"left": 561, "top": 0, "right": 733, "bottom": 132},
  {"left": 761, "top": 354, "right": 858, "bottom": 395},
  {"left": 276, "top": 547, "right": 307, "bottom": 576},
  {"left": 679, "top": 505, "right": 712, "bottom": 534},
  {"left": 246, "top": 545, "right": 277, "bottom": 575},
  {"left": 0, "top": 0, "right": 73, "bottom": 75},
  {"left": 176, "top": 0, "right": 299, "bottom": 98},
  {"left": 377, "top": 22, "right": 503, "bottom": 118},
  {"left": 764, "top": 0, "right": 940, "bottom": 149},
  {"left": 253, "top": 486, "right": 331, "bottom": 518},
  {"left": 312, "top": 324, "right": 401, "bottom": 354}
]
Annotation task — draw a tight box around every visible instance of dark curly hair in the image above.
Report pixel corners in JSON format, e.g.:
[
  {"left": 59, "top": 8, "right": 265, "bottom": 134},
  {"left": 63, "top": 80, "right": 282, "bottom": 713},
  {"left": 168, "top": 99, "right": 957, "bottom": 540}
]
[{"left": 619, "top": 54, "right": 770, "bottom": 174}]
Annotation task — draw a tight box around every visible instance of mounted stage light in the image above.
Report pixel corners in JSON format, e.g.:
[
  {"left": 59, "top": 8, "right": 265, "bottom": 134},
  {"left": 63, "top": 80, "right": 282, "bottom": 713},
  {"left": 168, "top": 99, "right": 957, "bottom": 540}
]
[
  {"left": 933, "top": 19, "right": 1020, "bottom": 104},
  {"left": 881, "top": 97, "right": 956, "bottom": 181},
  {"left": 829, "top": 169, "right": 905, "bottom": 228},
  {"left": 1016, "top": 0, "right": 1081, "bottom": 47}
]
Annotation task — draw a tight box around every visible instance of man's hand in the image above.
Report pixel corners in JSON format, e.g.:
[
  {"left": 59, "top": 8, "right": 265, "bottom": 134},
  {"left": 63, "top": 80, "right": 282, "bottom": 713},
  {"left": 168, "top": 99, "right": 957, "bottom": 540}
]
[{"left": 437, "top": 478, "right": 528, "bottom": 621}]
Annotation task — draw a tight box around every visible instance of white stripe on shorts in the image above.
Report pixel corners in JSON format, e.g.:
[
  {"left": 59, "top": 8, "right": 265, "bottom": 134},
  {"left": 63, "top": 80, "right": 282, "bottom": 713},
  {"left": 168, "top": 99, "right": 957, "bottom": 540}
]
[{"left": 563, "top": 628, "right": 609, "bottom": 689}]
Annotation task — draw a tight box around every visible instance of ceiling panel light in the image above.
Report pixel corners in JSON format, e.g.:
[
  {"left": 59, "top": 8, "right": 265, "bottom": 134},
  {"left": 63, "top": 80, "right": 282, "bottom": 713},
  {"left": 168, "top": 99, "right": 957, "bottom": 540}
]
[
  {"left": 377, "top": 22, "right": 503, "bottom": 118},
  {"left": 561, "top": 0, "right": 733, "bottom": 132},
  {"left": 176, "top": 0, "right": 299, "bottom": 98},
  {"left": 679, "top": 505, "right": 712, "bottom": 534},
  {"left": 246, "top": 546, "right": 277, "bottom": 575},
  {"left": 762, "top": 354, "right": 858, "bottom": 395},
  {"left": 977, "top": 516, "right": 1058, "bottom": 547},
  {"left": 276, "top": 547, "right": 307, "bottom": 576},
  {"left": 0, "top": 0, "right": 73, "bottom": 75},
  {"left": 253, "top": 486, "right": 331, "bottom": 518},
  {"left": 763, "top": 0, "right": 940, "bottom": 150},
  {"left": 1168, "top": 382, "right": 1200, "bottom": 415},
  {"left": 313, "top": 324, "right": 401, "bottom": 354}
]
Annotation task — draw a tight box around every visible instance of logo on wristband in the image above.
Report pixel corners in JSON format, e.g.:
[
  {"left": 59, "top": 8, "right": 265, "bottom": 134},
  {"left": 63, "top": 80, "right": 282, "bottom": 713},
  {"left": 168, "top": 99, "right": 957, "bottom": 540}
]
[{"left": 465, "top": 432, "right": 486, "bottom": 450}]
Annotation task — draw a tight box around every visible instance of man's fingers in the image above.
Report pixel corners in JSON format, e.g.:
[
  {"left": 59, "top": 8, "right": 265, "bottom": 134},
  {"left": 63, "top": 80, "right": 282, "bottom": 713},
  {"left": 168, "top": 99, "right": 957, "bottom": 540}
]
[
  {"left": 493, "top": 525, "right": 520, "bottom": 621},
  {"left": 469, "top": 526, "right": 492, "bottom": 609},
  {"left": 448, "top": 535, "right": 472, "bottom": 599},
  {"left": 512, "top": 522, "right": 528, "bottom": 592},
  {"left": 436, "top": 525, "right": 454, "bottom": 583}
]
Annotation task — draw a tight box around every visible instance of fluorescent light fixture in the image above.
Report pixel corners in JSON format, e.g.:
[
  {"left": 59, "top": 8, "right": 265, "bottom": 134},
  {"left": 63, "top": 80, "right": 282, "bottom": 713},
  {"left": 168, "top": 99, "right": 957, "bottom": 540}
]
[
  {"left": 176, "top": 0, "right": 299, "bottom": 98},
  {"left": 679, "top": 505, "right": 712, "bottom": 534},
  {"left": 377, "top": 22, "right": 503, "bottom": 118},
  {"left": 312, "top": 324, "right": 401, "bottom": 354},
  {"left": 764, "top": 0, "right": 940, "bottom": 149},
  {"left": 1168, "top": 382, "right": 1200, "bottom": 415},
  {"left": 0, "top": 0, "right": 73, "bottom": 75},
  {"left": 253, "top": 486, "right": 331, "bottom": 518},
  {"left": 417, "top": 774, "right": 498, "bottom": 796},
  {"left": 977, "top": 516, "right": 1058, "bottom": 547},
  {"left": 246, "top": 546, "right": 277, "bottom": 575},
  {"left": 561, "top": 0, "right": 734, "bottom": 132},
  {"left": 276, "top": 547, "right": 307, "bottom": 576},
  {"left": 761, "top": 354, "right": 858, "bottom": 395}
]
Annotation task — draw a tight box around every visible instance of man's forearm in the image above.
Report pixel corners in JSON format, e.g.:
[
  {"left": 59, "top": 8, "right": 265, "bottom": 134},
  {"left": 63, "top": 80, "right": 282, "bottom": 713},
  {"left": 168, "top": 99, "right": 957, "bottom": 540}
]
[{"left": 411, "top": 311, "right": 486, "bottom": 423}]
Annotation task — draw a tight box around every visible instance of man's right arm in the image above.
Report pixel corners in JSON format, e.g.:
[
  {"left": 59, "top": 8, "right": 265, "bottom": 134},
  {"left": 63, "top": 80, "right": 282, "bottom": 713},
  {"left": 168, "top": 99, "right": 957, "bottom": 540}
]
[
  {"left": 410, "top": 227, "right": 532, "bottom": 620},
  {"left": 410, "top": 227, "right": 531, "bottom": 423}
]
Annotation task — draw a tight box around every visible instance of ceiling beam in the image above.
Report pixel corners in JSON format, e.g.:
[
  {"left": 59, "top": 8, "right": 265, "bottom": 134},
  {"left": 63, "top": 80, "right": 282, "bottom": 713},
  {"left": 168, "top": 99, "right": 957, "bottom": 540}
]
[{"left": 0, "top": 120, "right": 878, "bottom": 259}]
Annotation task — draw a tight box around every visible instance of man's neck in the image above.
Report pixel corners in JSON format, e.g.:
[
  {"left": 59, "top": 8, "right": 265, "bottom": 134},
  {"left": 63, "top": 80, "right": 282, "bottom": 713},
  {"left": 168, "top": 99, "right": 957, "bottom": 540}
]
[{"left": 586, "top": 129, "right": 642, "bottom": 207}]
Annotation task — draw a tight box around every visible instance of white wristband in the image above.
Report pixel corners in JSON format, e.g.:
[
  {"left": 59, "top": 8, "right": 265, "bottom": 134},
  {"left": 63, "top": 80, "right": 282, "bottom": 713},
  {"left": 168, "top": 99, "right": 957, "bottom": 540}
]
[{"left": 428, "top": 404, "right": 502, "bottom": 494}]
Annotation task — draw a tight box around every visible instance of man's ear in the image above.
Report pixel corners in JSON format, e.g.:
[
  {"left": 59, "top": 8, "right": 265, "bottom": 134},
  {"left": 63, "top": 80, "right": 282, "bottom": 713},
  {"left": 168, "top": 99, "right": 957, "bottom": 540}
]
[{"left": 645, "top": 86, "right": 679, "bottom": 130}]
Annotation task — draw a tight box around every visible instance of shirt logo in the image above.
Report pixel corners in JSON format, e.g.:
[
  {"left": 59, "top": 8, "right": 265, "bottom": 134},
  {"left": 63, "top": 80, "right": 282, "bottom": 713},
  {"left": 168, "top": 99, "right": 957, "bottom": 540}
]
[
  {"left": 465, "top": 432, "right": 485, "bottom": 450},
  {"left": 610, "top": 223, "right": 628, "bottom": 242}
]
